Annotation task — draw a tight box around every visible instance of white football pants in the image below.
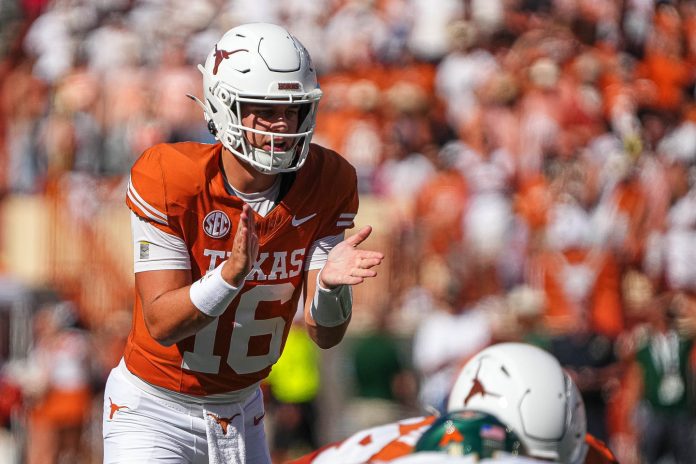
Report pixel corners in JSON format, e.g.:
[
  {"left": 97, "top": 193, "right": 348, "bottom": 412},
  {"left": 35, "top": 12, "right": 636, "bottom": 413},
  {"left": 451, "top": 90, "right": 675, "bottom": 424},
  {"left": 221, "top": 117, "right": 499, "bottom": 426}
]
[{"left": 102, "top": 362, "right": 270, "bottom": 464}]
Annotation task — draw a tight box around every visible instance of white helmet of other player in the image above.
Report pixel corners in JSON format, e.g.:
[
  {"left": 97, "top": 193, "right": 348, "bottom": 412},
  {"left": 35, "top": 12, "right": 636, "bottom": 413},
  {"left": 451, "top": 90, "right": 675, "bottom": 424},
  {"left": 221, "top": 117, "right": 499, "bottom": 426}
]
[
  {"left": 196, "top": 22, "right": 322, "bottom": 173},
  {"left": 447, "top": 343, "right": 588, "bottom": 464}
]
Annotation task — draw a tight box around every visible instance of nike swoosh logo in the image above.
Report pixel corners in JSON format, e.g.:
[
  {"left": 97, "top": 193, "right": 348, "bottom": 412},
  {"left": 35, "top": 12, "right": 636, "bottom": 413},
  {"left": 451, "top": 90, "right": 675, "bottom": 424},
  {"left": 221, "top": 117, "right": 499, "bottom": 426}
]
[
  {"left": 291, "top": 213, "right": 317, "bottom": 227},
  {"left": 253, "top": 413, "right": 265, "bottom": 426}
]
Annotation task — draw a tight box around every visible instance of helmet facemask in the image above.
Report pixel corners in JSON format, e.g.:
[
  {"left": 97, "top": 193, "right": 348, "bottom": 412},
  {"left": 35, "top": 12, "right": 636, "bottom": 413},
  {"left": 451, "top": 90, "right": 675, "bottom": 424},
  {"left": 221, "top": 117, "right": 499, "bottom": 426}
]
[{"left": 202, "top": 66, "right": 322, "bottom": 173}]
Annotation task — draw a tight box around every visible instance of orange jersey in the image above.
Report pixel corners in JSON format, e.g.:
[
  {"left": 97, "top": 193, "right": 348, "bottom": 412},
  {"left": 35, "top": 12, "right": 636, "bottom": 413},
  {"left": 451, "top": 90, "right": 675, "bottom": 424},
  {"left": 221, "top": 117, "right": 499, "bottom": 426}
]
[
  {"left": 531, "top": 248, "right": 624, "bottom": 338},
  {"left": 289, "top": 415, "right": 617, "bottom": 464},
  {"left": 124, "top": 142, "right": 358, "bottom": 395}
]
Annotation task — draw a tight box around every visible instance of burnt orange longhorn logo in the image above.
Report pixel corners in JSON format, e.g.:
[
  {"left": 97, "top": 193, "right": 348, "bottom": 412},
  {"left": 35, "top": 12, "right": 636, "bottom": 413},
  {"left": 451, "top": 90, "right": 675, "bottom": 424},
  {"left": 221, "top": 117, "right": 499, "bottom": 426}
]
[
  {"left": 207, "top": 412, "right": 241, "bottom": 435},
  {"left": 109, "top": 397, "right": 129, "bottom": 419},
  {"left": 213, "top": 45, "right": 247, "bottom": 75},
  {"left": 439, "top": 424, "right": 465, "bottom": 447},
  {"left": 463, "top": 363, "right": 501, "bottom": 406}
]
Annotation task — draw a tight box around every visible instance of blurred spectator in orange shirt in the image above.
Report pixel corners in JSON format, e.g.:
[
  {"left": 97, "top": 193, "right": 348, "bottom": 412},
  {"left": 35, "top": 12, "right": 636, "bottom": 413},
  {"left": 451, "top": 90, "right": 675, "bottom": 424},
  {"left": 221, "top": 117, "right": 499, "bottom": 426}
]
[
  {"left": 414, "top": 141, "right": 469, "bottom": 258},
  {"left": 635, "top": 4, "right": 693, "bottom": 113},
  {"left": 530, "top": 197, "right": 624, "bottom": 339},
  {"left": 6, "top": 302, "right": 94, "bottom": 464}
]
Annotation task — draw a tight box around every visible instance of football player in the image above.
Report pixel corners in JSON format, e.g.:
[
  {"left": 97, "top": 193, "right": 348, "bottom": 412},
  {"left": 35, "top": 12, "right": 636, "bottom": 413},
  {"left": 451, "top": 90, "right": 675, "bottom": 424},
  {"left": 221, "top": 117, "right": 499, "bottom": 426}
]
[
  {"left": 102, "top": 23, "right": 383, "bottom": 464},
  {"left": 445, "top": 343, "right": 616, "bottom": 464},
  {"left": 289, "top": 343, "right": 617, "bottom": 464}
]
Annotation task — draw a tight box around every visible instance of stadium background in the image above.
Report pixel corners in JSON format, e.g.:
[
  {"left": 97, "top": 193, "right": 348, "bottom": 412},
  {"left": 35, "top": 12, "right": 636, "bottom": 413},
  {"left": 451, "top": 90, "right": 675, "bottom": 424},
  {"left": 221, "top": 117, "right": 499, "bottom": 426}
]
[{"left": 0, "top": 0, "right": 695, "bottom": 463}]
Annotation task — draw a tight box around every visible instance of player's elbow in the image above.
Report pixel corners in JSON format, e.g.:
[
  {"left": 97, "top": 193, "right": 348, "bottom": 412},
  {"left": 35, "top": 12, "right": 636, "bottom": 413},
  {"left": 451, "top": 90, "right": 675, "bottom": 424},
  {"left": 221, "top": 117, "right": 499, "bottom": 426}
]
[
  {"left": 146, "top": 323, "right": 177, "bottom": 346},
  {"left": 152, "top": 331, "right": 178, "bottom": 347},
  {"left": 143, "top": 311, "right": 178, "bottom": 346}
]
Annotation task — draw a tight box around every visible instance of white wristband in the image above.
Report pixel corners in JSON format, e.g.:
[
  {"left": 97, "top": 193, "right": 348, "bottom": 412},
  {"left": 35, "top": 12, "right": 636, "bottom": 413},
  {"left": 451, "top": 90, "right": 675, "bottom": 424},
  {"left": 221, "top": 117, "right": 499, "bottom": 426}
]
[
  {"left": 310, "top": 271, "right": 352, "bottom": 327},
  {"left": 189, "top": 262, "right": 243, "bottom": 317}
]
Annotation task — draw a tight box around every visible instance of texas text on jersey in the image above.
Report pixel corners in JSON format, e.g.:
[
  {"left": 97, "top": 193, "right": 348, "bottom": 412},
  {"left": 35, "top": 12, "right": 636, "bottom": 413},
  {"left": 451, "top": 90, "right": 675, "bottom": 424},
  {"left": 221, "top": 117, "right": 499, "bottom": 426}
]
[{"left": 125, "top": 140, "right": 357, "bottom": 395}]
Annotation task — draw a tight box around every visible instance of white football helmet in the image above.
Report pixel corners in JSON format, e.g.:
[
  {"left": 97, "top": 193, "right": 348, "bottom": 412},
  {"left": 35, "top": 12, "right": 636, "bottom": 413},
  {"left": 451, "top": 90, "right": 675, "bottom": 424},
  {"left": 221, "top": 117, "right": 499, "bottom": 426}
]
[
  {"left": 195, "top": 23, "right": 322, "bottom": 173},
  {"left": 447, "top": 343, "right": 588, "bottom": 464}
]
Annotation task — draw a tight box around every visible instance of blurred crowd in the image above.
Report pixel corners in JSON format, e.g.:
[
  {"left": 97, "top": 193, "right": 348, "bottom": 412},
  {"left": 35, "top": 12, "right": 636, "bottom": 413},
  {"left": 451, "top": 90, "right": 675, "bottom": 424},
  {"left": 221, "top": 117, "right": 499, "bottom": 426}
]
[{"left": 1, "top": 0, "right": 696, "bottom": 463}]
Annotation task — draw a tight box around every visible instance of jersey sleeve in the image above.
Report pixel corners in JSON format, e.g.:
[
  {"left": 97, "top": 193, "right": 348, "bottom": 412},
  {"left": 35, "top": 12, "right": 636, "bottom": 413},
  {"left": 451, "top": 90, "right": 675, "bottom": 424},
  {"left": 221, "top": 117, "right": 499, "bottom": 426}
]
[
  {"left": 126, "top": 146, "right": 179, "bottom": 236},
  {"left": 131, "top": 212, "right": 191, "bottom": 272},
  {"left": 304, "top": 232, "right": 344, "bottom": 271}
]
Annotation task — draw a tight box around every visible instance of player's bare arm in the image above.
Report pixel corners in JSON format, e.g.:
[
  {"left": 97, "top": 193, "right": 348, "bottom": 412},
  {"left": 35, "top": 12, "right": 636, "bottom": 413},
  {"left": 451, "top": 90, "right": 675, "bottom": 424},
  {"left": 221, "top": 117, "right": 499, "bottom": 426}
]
[
  {"left": 304, "top": 225, "right": 384, "bottom": 348},
  {"left": 137, "top": 204, "right": 259, "bottom": 346}
]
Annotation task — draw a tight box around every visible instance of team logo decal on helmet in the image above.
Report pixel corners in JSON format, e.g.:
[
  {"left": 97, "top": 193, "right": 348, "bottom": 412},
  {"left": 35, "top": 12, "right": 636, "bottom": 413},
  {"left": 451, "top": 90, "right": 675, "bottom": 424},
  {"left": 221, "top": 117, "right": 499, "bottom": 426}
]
[
  {"left": 203, "top": 210, "right": 231, "bottom": 238},
  {"left": 464, "top": 362, "right": 501, "bottom": 406},
  {"left": 438, "top": 421, "right": 465, "bottom": 447},
  {"left": 213, "top": 45, "right": 247, "bottom": 75}
]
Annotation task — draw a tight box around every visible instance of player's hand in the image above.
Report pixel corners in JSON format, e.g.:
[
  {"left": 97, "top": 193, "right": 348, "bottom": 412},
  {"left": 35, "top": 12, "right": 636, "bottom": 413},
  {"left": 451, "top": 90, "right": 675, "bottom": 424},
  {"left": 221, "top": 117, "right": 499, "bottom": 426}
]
[
  {"left": 222, "top": 204, "right": 259, "bottom": 287},
  {"left": 319, "top": 226, "right": 384, "bottom": 288}
]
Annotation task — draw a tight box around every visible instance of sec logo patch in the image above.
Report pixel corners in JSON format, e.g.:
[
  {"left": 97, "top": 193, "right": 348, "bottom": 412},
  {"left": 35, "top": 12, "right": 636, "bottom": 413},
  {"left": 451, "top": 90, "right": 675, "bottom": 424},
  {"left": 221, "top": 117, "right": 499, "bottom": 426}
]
[{"left": 203, "top": 210, "right": 231, "bottom": 238}]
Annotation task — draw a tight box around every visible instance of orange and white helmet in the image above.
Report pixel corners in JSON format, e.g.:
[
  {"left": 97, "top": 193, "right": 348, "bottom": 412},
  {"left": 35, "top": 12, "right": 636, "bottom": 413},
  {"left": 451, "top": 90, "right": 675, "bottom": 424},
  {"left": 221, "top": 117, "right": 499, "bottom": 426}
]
[
  {"left": 196, "top": 23, "right": 322, "bottom": 173},
  {"left": 447, "top": 343, "right": 588, "bottom": 464}
]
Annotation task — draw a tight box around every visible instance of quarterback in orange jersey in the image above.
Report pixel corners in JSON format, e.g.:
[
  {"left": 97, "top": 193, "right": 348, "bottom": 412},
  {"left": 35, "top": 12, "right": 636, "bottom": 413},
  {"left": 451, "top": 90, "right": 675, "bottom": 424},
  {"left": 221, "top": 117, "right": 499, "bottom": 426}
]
[
  {"left": 290, "top": 344, "right": 617, "bottom": 464},
  {"left": 102, "top": 23, "right": 384, "bottom": 464}
]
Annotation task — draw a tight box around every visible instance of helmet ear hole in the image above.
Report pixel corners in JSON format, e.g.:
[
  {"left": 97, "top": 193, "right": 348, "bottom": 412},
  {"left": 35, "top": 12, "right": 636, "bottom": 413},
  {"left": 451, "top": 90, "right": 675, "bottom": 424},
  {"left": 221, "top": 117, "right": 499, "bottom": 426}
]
[
  {"left": 218, "top": 89, "right": 231, "bottom": 105},
  {"left": 225, "top": 133, "right": 239, "bottom": 149}
]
